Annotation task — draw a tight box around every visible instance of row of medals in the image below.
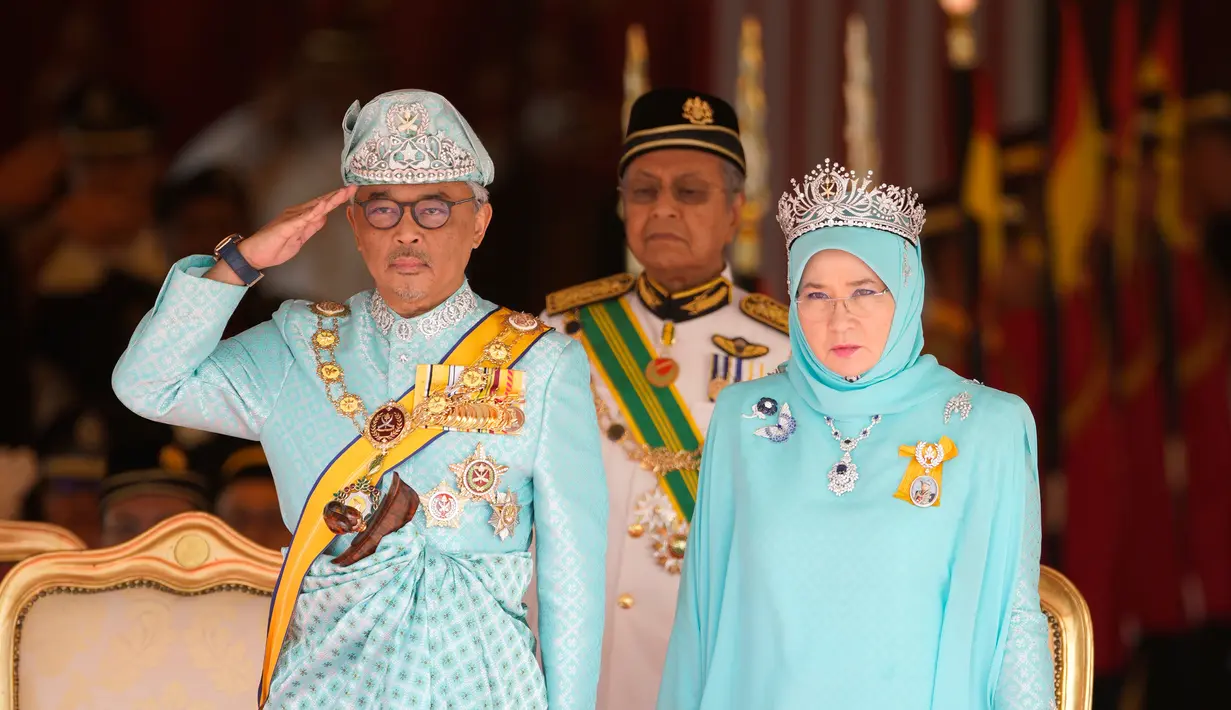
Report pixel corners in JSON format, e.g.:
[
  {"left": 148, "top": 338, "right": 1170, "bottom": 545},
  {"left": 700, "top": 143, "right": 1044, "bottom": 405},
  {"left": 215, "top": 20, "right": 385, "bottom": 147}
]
[
  {"left": 317, "top": 302, "right": 540, "bottom": 541},
  {"left": 626, "top": 321, "right": 692, "bottom": 573}
]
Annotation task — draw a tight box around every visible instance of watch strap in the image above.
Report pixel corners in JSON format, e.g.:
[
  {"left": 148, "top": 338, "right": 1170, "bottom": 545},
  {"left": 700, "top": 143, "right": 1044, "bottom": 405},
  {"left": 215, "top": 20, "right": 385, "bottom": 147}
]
[{"left": 216, "top": 236, "right": 263, "bottom": 286}]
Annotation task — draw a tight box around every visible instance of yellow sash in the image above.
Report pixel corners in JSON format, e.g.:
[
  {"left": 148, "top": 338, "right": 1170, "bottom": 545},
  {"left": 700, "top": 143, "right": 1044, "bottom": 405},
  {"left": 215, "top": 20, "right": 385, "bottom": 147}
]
[{"left": 259, "top": 307, "right": 547, "bottom": 706}]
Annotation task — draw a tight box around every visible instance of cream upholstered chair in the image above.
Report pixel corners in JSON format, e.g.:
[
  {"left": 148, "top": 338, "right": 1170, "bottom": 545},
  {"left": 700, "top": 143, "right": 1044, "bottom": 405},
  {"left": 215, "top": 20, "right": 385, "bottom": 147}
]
[
  {"left": 0, "top": 522, "right": 86, "bottom": 564},
  {"left": 1039, "top": 565, "right": 1094, "bottom": 710},
  {"left": 0, "top": 521, "right": 86, "bottom": 583},
  {"left": 0, "top": 512, "right": 282, "bottom": 710}
]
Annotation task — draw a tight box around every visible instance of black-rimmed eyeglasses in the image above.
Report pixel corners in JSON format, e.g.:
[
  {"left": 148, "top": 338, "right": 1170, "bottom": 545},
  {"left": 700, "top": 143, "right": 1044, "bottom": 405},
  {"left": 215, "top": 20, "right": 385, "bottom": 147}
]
[{"left": 356, "top": 196, "right": 477, "bottom": 230}]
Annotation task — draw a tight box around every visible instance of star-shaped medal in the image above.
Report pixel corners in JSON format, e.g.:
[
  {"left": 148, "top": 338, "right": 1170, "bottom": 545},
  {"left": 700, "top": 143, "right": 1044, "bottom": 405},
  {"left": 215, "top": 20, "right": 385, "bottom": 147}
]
[
  {"left": 488, "top": 490, "right": 521, "bottom": 541},
  {"left": 449, "top": 443, "right": 509, "bottom": 502},
  {"left": 421, "top": 480, "right": 465, "bottom": 528}
]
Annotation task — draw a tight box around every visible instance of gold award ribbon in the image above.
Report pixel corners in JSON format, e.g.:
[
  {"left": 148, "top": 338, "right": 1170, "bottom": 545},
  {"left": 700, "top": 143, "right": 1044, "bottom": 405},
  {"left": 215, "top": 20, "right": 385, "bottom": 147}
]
[{"left": 893, "top": 437, "right": 959, "bottom": 507}]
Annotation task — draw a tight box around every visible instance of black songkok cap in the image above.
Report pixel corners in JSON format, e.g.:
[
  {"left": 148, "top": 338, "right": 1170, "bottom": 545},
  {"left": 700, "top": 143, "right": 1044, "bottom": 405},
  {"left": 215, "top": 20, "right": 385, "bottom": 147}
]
[
  {"left": 620, "top": 88, "right": 745, "bottom": 176},
  {"left": 58, "top": 80, "right": 158, "bottom": 158},
  {"left": 102, "top": 436, "right": 210, "bottom": 511}
]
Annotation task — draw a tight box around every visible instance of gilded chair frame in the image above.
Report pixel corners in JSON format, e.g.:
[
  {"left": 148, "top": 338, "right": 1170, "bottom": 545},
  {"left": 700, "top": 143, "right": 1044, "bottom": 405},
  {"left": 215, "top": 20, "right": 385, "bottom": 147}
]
[
  {"left": 0, "top": 512, "right": 282, "bottom": 708},
  {"left": 1039, "top": 565, "right": 1094, "bottom": 710},
  {"left": 0, "top": 522, "right": 85, "bottom": 563}
]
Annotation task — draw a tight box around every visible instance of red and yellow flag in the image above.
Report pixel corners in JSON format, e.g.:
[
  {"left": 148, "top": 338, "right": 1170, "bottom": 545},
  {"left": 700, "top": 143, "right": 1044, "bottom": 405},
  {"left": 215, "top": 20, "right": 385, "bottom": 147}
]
[
  {"left": 1046, "top": 0, "right": 1126, "bottom": 673},
  {"left": 1045, "top": 2, "right": 1104, "bottom": 297},
  {"left": 1149, "top": 0, "right": 1231, "bottom": 623},
  {"left": 1111, "top": 0, "right": 1186, "bottom": 636},
  {"left": 962, "top": 67, "right": 1004, "bottom": 289}
]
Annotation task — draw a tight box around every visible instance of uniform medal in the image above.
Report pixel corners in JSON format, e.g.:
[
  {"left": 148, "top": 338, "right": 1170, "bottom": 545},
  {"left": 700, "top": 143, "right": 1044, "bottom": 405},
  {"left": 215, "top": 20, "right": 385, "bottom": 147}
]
[
  {"left": 708, "top": 353, "right": 732, "bottom": 401},
  {"left": 422, "top": 481, "right": 465, "bottom": 528},
  {"left": 645, "top": 357, "right": 680, "bottom": 387},
  {"left": 908, "top": 440, "right": 945, "bottom": 507},
  {"left": 450, "top": 443, "right": 509, "bottom": 502},
  {"left": 909, "top": 475, "right": 939, "bottom": 507},
  {"left": 632, "top": 486, "right": 690, "bottom": 574},
  {"left": 488, "top": 491, "right": 522, "bottom": 540},
  {"left": 894, "top": 437, "right": 959, "bottom": 508},
  {"left": 646, "top": 320, "right": 680, "bottom": 388},
  {"left": 324, "top": 479, "right": 384, "bottom": 534},
  {"left": 365, "top": 401, "right": 410, "bottom": 452}
]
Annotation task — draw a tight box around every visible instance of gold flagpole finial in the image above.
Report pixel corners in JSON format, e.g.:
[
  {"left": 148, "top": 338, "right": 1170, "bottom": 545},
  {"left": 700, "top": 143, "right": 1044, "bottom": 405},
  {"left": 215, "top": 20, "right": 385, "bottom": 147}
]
[
  {"left": 622, "top": 24, "right": 650, "bottom": 134},
  {"left": 623, "top": 23, "right": 650, "bottom": 274},
  {"left": 734, "top": 15, "right": 768, "bottom": 281},
  {"left": 938, "top": 0, "right": 979, "bottom": 69},
  {"left": 843, "top": 13, "right": 880, "bottom": 175}
]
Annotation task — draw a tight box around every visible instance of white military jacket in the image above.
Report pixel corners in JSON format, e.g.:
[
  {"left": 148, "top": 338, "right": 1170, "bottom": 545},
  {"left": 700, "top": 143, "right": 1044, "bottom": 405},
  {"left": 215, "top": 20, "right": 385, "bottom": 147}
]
[{"left": 536, "top": 269, "right": 790, "bottom": 710}]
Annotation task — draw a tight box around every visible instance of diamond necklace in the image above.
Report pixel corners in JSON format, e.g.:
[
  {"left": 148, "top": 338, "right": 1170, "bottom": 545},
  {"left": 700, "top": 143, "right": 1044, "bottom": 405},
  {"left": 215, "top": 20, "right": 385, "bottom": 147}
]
[{"left": 824, "top": 414, "right": 882, "bottom": 496}]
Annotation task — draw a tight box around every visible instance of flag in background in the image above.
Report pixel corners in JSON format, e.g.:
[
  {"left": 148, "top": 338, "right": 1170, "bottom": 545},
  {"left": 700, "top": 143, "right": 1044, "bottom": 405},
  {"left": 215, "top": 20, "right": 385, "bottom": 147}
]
[
  {"left": 1109, "top": 0, "right": 1187, "bottom": 638},
  {"left": 961, "top": 67, "right": 1005, "bottom": 295},
  {"left": 1147, "top": 0, "right": 1231, "bottom": 625},
  {"left": 1045, "top": 0, "right": 1127, "bottom": 675}
]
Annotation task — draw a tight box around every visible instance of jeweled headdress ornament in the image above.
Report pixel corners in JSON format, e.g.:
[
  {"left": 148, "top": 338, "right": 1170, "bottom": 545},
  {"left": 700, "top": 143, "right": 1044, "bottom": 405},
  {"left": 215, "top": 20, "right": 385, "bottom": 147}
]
[
  {"left": 776, "top": 159, "right": 926, "bottom": 248},
  {"left": 341, "top": 89, "right": 494, "bottom": 186}
]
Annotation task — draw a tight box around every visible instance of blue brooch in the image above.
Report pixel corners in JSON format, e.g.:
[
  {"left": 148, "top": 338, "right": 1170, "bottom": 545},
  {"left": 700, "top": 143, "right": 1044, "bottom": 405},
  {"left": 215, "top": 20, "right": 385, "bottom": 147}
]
[{"left": 743, "top": 397, "right": 797, "bottom": 442}]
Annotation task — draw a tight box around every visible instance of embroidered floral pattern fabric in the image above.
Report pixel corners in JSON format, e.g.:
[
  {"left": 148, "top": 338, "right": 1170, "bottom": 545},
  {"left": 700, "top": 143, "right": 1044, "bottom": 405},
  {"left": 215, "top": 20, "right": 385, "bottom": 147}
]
[{"left": 112, "top": 257, "right": 607, "bottom": 709}]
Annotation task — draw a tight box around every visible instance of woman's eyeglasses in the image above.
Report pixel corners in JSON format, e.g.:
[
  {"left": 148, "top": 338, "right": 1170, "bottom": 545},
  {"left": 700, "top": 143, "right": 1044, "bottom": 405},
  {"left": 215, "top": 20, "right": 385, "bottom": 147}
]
[{"left": 795, "top": 288, "right": 891, "bottom": 320}]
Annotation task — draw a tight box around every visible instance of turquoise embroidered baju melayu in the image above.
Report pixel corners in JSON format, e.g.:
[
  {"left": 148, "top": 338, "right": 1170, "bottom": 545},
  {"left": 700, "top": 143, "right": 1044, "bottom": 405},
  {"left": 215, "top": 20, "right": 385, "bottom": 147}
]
[
  {"left": 658, "top": 163, "right": 1054, "bottom": 709},
  {"left": 112, "top": 90, "right": 607, "bottom": 710}
]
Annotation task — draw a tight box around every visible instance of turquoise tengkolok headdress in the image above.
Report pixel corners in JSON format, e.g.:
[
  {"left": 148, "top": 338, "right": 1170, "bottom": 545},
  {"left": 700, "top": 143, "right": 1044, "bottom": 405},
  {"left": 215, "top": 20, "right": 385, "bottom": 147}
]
[{"left": 340, "top": 89, "right": 495, "bottom": 187}]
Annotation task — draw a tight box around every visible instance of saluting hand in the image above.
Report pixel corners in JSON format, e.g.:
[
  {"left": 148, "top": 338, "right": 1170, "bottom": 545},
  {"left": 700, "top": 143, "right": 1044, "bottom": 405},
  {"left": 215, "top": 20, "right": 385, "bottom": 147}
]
[
  {"left": 239, "top": 185, "right": 358, "bottom": 269},
  {"left": 206, "top": 185, "right": 357, "bottom": 286}
]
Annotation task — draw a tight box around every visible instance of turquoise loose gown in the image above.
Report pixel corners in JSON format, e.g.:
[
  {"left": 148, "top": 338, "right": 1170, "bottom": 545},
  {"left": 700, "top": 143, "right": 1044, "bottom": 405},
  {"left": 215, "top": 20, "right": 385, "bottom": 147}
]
[
  {"left": 113, "top": 257, "right": 607, "bottom": 709},
  {"left": 658, "top": 227, "right": 1054, "bottom": 709}
]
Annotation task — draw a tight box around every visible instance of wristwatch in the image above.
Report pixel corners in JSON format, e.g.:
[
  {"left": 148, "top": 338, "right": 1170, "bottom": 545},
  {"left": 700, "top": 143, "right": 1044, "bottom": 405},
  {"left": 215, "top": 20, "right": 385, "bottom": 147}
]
[{"left": 213, "top": 234, "right": 263, "bottom": 286}]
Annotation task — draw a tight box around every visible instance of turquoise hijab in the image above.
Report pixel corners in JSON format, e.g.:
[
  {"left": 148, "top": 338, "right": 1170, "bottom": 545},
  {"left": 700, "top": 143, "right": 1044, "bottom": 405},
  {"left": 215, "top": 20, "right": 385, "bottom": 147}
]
[{"left": 785, "top": 226, "right": 960, "bottom": 417}]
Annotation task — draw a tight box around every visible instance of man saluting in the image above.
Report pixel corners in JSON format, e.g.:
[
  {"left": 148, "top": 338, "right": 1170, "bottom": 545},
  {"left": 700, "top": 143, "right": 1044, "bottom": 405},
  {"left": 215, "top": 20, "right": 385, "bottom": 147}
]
[{"left": 113, "top": 90, "right": 607, "bottom": 709}]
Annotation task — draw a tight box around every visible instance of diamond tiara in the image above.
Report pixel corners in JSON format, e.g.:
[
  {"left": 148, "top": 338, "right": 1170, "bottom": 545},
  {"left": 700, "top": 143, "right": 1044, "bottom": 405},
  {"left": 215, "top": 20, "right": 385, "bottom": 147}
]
[{"left": 776, "top": 159, "right": 927, "bottom": 248}]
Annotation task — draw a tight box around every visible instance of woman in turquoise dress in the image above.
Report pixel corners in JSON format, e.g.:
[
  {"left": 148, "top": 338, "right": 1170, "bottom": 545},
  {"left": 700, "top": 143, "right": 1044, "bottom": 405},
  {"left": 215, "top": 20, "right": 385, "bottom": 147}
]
[{"left": 658, "top": 161, "right": 1055, "bottom": 709}]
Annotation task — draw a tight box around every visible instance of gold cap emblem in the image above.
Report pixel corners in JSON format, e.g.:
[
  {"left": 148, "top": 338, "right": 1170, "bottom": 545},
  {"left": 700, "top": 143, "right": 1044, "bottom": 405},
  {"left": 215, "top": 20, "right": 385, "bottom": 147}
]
[
  {"left": 159, "top": 445, "right": 189, "bottom": 472},
  {"left": 681, "top": 96, "right": 714, "bottom": 125}
]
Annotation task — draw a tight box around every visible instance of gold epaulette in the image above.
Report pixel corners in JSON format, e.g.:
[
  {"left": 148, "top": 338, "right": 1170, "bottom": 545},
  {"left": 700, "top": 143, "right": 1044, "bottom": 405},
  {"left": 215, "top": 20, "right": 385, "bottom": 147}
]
[
  {"left": 739, "top": 293, "right": 789, "bottom": 334},
  {"left": 545, "top": 273, "right": 636, "bottom": 315}
]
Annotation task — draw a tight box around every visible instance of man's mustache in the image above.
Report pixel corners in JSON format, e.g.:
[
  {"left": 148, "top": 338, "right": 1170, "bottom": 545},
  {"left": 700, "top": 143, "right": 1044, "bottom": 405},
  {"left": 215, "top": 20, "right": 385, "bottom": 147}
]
[{"left": 387, "top": 247, "right": 431, "bottom": 267}]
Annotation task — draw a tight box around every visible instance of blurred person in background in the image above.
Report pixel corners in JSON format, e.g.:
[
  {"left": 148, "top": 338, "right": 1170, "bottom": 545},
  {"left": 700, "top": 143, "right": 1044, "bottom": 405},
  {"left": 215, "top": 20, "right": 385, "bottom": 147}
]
[
  {"left": 155, "top": 166, "right": 251, "bottom": 257},
  {"left": 213, "top": 443, "right": 290, "bottom": 550},
  {"left": 0, "top": 2, "right": 107, "bottom": 227},
  {"left": 21, "top": 80, "right": 167, "bottom": 434},
  {"left": 99, "top": 433, "right": 211, "bottom": 547},
  {"left": 0, "top": 214, "right": 35, "bottom": 507},
  {"left": 154, "top": 167, "right": 281, "bottom": 335},
  {"left": 20, "top": 409, "right": 106, "bottom": 546},
  {"left": 170, "top": 29, "right": 379, "bottom": 301},
  {"left": 0, "top": 5, "right": 110, "bottom": 474},
  {"left": 27, "top": 79, "right": 166, "bottom": 288}
]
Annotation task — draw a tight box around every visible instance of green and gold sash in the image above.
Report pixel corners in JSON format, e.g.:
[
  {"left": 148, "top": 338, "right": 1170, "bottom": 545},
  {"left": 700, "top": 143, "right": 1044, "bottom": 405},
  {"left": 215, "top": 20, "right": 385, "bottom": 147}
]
[
  {"left": 259, "top": 308, "right": 546, "bottom": 706},
  {"left": 576, "top": 299, "right": 702, "bottom": 522}
]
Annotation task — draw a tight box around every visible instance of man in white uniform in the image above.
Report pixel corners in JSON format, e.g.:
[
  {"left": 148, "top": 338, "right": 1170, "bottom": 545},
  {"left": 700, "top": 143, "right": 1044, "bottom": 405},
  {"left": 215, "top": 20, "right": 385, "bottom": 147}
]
[{"left": 539, "top": 88, "right": 790, "bottom": 709}]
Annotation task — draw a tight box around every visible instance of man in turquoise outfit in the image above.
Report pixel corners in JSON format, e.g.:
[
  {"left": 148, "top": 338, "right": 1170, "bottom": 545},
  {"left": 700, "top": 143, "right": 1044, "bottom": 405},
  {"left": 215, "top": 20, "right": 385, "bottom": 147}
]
[{"left": 112, "top": 90, "right": 607, "bottom": 709}]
